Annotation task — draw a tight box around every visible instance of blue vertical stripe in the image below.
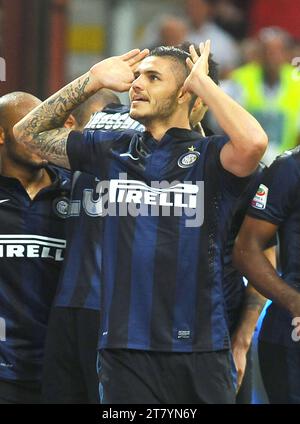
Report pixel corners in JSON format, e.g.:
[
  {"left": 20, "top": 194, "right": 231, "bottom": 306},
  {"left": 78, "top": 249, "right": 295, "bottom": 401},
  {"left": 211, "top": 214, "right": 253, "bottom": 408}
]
[
  {"left": 98, "top": 162, "right": 121, "bottom": 348},
  {"left": 210, "top": 189, "right": 232, "bottom": 350},
  {"left": 172, "top": 216, "right": 201, "bottom": 352},
  {"left": 127, "top": 215, "right": 159, "bottom": 349},
  {"left": 99, "top": 214, "right": 119, "bottom": 348},
  {"left": 55, "top": 217, "right": 85, "bottom": 306},
  {"left": 85, "top": 242, "right": 102, "bottom": 309}
]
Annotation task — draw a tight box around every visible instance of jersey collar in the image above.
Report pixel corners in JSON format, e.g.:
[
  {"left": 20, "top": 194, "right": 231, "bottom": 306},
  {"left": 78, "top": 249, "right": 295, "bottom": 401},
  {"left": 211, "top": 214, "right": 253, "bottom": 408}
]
[{"left": 142, "top": 127, "right": 203, "bottom": 151}]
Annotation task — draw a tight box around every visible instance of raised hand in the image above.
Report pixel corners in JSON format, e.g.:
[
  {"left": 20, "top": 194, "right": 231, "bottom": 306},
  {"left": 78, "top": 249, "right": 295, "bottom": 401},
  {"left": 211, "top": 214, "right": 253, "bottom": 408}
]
[
  {"left": 12, "top": 48, "right": 149, "bottom": 171},
  {"left": 183, "top": 40, "right": 211, "bottom": 95},
  {"left": 90, "top": 49, "right": 149, "bottom": 92}
]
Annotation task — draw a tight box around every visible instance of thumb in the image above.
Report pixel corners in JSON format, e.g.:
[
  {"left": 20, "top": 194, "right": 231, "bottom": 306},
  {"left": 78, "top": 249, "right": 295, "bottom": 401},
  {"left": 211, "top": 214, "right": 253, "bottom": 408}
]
[{"left": 119, "top": 82, "right": 132, "bottom": 92}]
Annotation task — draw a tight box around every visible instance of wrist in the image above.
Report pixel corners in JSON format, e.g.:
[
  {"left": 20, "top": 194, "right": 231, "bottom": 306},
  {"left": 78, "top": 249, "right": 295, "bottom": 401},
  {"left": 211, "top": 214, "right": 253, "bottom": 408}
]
[
  {"left": 87, "top": 69, "right": 105, "bottom": 91},
  {"left": 232, "top": 329, "right": 253, "bottom": 350},
  {"left": 191, "top": 74, "right": 215, "bottom": 99}
]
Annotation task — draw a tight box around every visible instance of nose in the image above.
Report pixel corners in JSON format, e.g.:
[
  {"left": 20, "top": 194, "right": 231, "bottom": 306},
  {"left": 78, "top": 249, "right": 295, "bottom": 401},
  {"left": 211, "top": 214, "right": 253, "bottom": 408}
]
[{"left": 131, "top": 74, "right": 144, "bottom": 91}]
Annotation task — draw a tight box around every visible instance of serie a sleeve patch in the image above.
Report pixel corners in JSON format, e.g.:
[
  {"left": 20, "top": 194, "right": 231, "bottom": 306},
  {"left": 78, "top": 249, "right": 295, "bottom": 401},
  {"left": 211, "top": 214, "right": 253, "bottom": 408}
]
[{"left": 251, "top": 184, "right": 269, "bottom": 210}]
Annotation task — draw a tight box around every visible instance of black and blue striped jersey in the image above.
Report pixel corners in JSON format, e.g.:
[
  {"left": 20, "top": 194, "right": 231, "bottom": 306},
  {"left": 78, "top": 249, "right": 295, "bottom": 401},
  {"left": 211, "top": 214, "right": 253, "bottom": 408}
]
[
  {"left": 54, "top": 171, "right": 103, "bottom": 310},
  {"left": 223, "top": 163, "right": 266, "bottom": 333},
  {"left": 54, "top": 104, "right": 144, "bottom": 310},
  {"left": 0, "top": 166, "right": 70, "bottom": 381},
  {"left": 248, "top": 148, "right": 300, "bottom": 349},
  {"left": 66, "top": 127, "right": 251, "bottom": 352}
]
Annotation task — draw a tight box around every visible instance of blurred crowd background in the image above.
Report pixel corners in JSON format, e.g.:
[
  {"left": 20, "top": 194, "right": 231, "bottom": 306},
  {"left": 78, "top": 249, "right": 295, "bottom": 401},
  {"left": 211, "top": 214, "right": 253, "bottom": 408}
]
[{"left": 1, "top": 0, "right": 299, "bottom": 164}]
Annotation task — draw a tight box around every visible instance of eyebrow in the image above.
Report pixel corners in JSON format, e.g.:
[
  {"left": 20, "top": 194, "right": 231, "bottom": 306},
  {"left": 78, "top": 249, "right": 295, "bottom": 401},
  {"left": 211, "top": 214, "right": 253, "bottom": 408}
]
[{"left": 135, "top": 69, "right": 163, "bottom": 77}]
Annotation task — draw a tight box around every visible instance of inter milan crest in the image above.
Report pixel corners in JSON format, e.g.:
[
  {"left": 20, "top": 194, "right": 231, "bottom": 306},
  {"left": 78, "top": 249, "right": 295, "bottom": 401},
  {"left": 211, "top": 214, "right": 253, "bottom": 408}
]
[
  {"left": 53, "top": 197, "right": 70, "bottom": 219},
  {"left": 178, "top": 146, "right": 200, "bottom": 168}
]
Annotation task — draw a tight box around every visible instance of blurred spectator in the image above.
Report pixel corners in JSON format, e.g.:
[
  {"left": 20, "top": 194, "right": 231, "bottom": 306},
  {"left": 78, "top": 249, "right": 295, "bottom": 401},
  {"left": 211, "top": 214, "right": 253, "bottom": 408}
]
[
  {"left": 184, "top": 0, "right": 240, "bottom": 76},
  {"left": 250, "top": 0, "right": 300, "bottom": 40},
  {"left": 231, "top": 27, "right": 300, "bottom": 165},
  {"left": 240, "top": 38, "right": 261, "bottom": 65},
  {"left": 139, "top": 15, "right": 188, "bottom": 50},
  {"left": 214, "top": 0, "right": 249, "bottom": 40},
  {"left": 154, "top": 15, "right": 188, "bottom": 49},
  {"left": 159, "top": 16, "right": 188, "bottom": 47}
]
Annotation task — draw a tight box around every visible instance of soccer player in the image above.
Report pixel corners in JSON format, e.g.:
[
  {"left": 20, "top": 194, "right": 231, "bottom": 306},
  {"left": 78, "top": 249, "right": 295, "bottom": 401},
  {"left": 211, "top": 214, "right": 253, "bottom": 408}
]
[
  {"left": 42, "top": 93, "right": 144, "bottom": 404},
  {"left": 13, "top": 42, "right": 267, "bottom": 403},
  {"left": 188, "top": 47, "right": 274, "bottom": 401},
  {"left": 234, "top": 149, "right": 300, "bottom": 403},
  {"left": 191, "top": 114, "right": 275, "bottom": 400},
  {"left": 0, "top": 92, "right": 70, "bottom": 403},
  {"left": 223, "top": 192, "right": 276, "bottom": 401}
]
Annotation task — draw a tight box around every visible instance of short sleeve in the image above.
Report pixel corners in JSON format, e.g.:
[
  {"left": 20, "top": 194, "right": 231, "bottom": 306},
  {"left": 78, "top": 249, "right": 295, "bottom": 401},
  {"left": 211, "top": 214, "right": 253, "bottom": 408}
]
[
  {"left": 66, "top": 129, "right": 122, "bottom": 176},
  {"left": 247, "top": 152, "right": 300, "bottom": 225},
  {"left": 208, "top": 135, "right": 252, "bottom": 198}
]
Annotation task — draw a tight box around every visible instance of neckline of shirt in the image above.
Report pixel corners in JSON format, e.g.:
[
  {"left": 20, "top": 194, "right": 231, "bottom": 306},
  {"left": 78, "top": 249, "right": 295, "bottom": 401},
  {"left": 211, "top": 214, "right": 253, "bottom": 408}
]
[{"left": 142, "top": 127, "right": 204, "bottom": 151}]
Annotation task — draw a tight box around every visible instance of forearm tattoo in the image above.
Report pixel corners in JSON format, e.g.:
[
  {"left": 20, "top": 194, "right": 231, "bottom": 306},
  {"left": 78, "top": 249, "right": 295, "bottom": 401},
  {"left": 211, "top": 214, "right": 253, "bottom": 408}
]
[
  {"left": 15, "top": 74, "right": 93, "bottom": 167},
  {"left": 33, "top": 128, "right": 71, "bottom": 169},
  {"left": 244, "top": 292, "right": 266, "bottom": 313}
]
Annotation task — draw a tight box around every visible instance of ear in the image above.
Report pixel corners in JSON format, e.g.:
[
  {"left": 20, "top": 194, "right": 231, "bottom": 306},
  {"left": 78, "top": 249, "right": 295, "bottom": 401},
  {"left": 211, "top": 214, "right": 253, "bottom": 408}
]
[
  {"left": 0, "top": 127, "right": 5, "bottom": 145},
  {"left": 177, "top": 87, "right": 192, "bottom": 106},
  {"left": 64, "top": 114, "right": 77, "bottom": 129},
  {"left": 190, "top": 97, "right": 208, "bottom": 127}
]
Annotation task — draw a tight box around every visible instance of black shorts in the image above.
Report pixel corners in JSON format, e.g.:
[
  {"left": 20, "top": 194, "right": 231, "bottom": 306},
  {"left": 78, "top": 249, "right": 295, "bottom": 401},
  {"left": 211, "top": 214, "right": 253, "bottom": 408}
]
[
  {"left": 0, "top": 379, "right": 41, "bottom": 404},
  {"left": 258, "top": 340, "right": 300, "bottom": 404},
  {"left": 97, "top": 348, "right": 236, "bottom": 404},
  {"left": 42, "top": 307, "right": 100, "bottom": 404}
]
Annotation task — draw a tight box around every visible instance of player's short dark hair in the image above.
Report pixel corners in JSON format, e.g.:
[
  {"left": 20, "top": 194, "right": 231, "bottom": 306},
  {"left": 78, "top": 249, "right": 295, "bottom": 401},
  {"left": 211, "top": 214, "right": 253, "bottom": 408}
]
[
  {"left": 149, "top": 44, "right": 219, "bottom": 112},
  {"left": 179, "top": 41, "right": 219, "bottom": 86},
  {"left": 149, "top": 46, "right": 191, "bottom": 82}
]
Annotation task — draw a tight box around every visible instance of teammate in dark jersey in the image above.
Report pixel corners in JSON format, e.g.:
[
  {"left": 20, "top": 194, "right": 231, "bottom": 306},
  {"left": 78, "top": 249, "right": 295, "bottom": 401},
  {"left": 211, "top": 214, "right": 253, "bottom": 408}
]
[
  {"left": 42, "top": 95, "right": 145, "bottom": 404},
  {"left": 0, "top": 92, "right": 70, "bottom": 403},
  {"left": 222, "top": 170, "right": 276, "bottom": 402},
  {"left": 192, "top": 110, "right": 274, "bottom": 401},
  {"left": 13, "top": 42, "right": 267, "bottom": 403},
  {"left": 234, "top": 149, "right": 300, "bottom": 403},
  {"left": 189, "top": 85, "right": 274, "bottom": 402}
]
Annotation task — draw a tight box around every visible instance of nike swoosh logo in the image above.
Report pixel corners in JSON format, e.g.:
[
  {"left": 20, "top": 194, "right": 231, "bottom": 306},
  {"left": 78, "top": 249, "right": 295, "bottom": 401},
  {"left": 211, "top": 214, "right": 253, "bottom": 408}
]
[{"left": 0, "top": 199, "right": 10, "bottom": 204}]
